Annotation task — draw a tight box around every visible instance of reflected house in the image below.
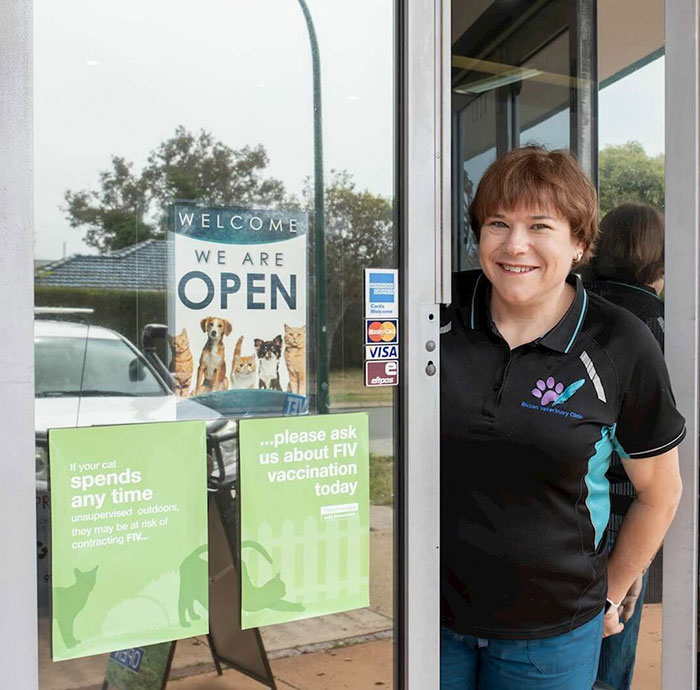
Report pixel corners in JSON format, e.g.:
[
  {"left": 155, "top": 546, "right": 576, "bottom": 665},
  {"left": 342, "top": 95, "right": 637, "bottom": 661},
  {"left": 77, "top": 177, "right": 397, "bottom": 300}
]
[
  {"left": 34, "top": 240, "right": 167, "bottom": 346},
  {"left": 35, "top": 239, "right": 166, "bottom": 291}
]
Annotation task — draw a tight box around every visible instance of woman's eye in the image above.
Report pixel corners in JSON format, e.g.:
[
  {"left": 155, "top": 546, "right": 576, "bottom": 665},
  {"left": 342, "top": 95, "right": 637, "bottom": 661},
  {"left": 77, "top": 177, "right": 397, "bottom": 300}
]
[
  {"left": 531, "top": 224, "right": 551, "bottom": 231},
  {"left": 488, "top": 220, "right": 507, "bottom": 228}
]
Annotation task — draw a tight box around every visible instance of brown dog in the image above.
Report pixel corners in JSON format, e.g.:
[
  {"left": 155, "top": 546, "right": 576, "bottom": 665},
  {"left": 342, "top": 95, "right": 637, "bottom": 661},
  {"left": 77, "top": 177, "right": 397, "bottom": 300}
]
[{"left": 194, "top": 316, "right": 232, "bottom": 395}]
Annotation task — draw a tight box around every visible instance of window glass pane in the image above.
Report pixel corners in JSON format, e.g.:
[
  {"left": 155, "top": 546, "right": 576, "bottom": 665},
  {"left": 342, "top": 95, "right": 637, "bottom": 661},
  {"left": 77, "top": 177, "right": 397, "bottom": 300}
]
[{"left": 34, "top": 1, "right": 397, "bottom": 686}]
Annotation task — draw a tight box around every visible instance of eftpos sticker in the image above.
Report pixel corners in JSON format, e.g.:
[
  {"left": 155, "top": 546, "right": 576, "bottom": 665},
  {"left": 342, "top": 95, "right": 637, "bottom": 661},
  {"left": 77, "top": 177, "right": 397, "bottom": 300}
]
[
  {"left": 364, "top": 269, "right": 398, "bottom": 318},
  {"left": 365, "top": 319, "right": 399, "bottom": 345},
  {"left": 365, "top": 360, "right": 399, "bottom": 387}
]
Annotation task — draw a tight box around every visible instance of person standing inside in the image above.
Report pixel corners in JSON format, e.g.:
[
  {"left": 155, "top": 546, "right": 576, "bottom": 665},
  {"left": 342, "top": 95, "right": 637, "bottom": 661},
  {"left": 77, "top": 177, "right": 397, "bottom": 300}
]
[
  {"left": 441, "top": 148, "right": 684, "bottom": 690},
  {"left": 586, "top": 202, "right": 667, "bottom": 690}
]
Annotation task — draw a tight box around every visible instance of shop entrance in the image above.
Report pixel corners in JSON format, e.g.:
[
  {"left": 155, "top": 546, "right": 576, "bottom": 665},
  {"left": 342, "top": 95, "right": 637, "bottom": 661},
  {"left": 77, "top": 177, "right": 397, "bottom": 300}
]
[{"left": 1, "top": 0, "right": 698, "bottom": 688}]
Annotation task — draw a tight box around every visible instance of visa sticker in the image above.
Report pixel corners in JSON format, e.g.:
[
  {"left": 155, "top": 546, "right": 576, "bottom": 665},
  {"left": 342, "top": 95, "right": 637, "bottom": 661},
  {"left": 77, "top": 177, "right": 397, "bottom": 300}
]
[{"left": 365, "top": 344, "right": 399, "bottom": 360}]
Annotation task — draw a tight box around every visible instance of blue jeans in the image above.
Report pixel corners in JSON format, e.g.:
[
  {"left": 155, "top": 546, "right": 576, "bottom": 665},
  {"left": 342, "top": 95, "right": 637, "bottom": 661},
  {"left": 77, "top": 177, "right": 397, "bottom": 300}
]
[
  {"left": 441, "top": 611, "right": 604, "bottom": 690},
  {"left": 597, "top": 571, "right": 649, "bottom": 690}
]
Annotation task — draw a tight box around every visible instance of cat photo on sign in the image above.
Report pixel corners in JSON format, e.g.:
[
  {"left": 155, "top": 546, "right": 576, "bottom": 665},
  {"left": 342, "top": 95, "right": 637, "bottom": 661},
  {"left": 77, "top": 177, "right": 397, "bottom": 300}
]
[
  {"left": 283, "top": 324, "right": 306, "bottom": 395},
  {"left": 230, "top": 336, "right": 258, "bottom": 390},
  {"left": 168, "top": 328, "right": 194, "bottom": 398}
]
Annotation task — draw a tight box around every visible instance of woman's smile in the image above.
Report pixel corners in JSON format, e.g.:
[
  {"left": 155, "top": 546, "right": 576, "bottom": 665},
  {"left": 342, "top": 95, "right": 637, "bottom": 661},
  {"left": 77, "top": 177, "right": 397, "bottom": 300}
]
[{"left": 497, "top": 263, "right": 538, "bottom": 274}]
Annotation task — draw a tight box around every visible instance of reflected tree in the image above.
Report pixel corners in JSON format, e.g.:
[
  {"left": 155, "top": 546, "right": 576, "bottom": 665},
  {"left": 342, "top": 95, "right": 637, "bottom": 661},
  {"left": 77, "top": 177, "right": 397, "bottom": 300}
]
[
  {"left": 306, "top": 170, "right": 393, "bottom": 367},
  {"left": 598, "top": 141, "right": 664, "bottom": 216},
  {"left": 64, "top": 126, "right": 288, "bottom": 252},
  {"left": 64, "top": 156, "right": 153, "bottom": 253}
]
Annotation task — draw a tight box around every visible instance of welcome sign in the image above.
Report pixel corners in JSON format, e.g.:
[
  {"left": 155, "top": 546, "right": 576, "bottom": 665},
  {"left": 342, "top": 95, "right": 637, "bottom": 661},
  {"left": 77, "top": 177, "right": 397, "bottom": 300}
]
[
  {"left": 168, "top": 205, "right": 308, "bottom": 415},
  {"left": 239, "top": 413, "right": 370, "bottom": 629},
  {"left": 49, "top": 421, "right": 209, "bottom": 661}
]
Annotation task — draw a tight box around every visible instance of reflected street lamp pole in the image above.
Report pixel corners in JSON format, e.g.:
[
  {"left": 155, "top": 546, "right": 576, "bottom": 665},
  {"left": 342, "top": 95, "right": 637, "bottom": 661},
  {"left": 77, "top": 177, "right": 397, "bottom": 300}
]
[{"left": 297, "top": 0, "right": 329, "bottom": 414}]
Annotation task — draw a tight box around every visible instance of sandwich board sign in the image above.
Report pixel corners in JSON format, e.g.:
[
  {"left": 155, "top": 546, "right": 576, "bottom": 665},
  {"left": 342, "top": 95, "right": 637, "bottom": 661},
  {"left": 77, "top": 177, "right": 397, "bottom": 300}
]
[
  {"left": 49, "top": 421, "right": 209, "bottom": 661},
  {"left": 168, "top": 205, "right": 308, "bottom": 416}
]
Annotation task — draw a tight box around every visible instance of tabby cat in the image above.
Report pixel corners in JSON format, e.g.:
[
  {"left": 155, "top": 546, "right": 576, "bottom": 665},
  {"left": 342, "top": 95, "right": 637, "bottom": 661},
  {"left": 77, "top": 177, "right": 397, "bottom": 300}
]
[
  {"left": 54, "top": 565, "right": 98, "bottom": 649},
  {"left": 168, "top": 328, "right": 193, "bottom": 397},
  {"left": 254, "top": 335, "right": 283, "bottom": 390},
  {"left": 230, "top": 336, "right": 257, "bottom": 389},
  {"left": 283, "top": 324, "right": 306, "bottom": 395}
]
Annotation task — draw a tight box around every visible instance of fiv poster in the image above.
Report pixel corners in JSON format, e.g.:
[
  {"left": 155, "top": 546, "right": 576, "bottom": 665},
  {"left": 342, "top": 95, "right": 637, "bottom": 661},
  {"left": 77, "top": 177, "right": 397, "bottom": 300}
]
[
  {"left": 49, "top": 421, "right": 208, "bottom": 661},
  {"left": 238, "top": 413, "right": 370, "bottom": 629}
]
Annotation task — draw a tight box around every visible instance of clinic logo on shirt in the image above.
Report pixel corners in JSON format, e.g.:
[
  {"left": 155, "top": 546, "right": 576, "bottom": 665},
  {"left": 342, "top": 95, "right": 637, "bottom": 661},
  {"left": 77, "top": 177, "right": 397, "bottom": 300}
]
[
  {"left": 531, "top": 376, "right": 585, "bottom": 406},
  {"left": 522, "top": 376, "right": 585, "bottom": 419}
]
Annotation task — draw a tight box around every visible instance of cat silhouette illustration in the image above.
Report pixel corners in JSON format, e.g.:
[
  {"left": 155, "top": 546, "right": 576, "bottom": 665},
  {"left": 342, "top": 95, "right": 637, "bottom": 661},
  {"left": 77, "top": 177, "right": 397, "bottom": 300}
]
[
  {"left": 178, "top": 544, "right": 208, "bottom": 627},
  {"left": 241, "top": 541, "right": 304, "bottom": 612},
  {"left": 54, "top": 565, "right": 98, "bottom": 648}
]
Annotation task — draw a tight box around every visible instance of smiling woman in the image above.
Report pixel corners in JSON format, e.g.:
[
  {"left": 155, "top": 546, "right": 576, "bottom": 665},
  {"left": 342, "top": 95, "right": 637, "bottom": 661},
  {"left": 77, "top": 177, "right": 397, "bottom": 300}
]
[{"left": 440, "top": 146, "right": 685, "bottom": 690}]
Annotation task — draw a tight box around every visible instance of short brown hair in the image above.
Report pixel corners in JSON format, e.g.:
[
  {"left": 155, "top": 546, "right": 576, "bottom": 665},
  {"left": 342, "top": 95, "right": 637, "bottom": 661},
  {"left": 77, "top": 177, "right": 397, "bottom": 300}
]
[
  {"left": 590, "top": 202, "right": 665, "bottom": 285},
  {"left": 469, "top": 146, "right": 599, "bottom": 264}
]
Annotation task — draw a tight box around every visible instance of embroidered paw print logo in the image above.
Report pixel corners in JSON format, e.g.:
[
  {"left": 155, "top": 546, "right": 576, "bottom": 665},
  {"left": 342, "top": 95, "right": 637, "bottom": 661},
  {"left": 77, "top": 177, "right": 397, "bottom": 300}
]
[{"left": 532, "top": 377, "right": 564, "bottom": 406}]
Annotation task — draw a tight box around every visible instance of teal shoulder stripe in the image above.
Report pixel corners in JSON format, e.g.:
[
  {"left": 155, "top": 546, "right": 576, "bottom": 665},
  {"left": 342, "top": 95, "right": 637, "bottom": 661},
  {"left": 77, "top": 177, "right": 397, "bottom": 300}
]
[
  {"left": 585, "top": 424, "right": 615, "bottom": 549},
  {"left": 565, "top": 289, "right": 588, "bottom": 353}
]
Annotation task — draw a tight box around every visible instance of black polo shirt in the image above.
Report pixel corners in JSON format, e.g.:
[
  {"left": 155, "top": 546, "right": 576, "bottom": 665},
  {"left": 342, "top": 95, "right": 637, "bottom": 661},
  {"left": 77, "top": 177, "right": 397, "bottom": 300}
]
[{"left": 440, "top": 270, "right": 685, "bottom": 639}]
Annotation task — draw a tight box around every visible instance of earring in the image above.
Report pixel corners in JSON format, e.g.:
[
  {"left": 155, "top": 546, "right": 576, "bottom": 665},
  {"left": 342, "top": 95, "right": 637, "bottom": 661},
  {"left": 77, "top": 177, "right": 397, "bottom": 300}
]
[{"left": 575, "top": 252, "right": 583, "bottom": 263}]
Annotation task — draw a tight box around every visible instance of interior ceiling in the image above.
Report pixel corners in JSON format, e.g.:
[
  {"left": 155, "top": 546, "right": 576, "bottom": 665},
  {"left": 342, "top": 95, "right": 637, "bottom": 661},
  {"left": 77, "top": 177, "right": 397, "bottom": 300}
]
[
  {"left": 598, "top": 0, "right": 664, "bottom": 82},
  {"left": 452, "top": 0, "right": 664, "bottom": 83}
]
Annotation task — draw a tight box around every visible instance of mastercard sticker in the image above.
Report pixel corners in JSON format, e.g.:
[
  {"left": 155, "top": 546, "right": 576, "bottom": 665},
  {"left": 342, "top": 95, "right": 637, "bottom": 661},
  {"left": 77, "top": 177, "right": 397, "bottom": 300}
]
[{"left": 365, "top": 318, "right": 399, "bottom": 345}]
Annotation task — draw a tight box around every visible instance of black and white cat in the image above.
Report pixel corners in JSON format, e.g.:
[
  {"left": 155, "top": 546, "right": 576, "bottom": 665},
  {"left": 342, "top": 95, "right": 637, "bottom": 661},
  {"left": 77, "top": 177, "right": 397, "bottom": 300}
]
[{"left": 254, "top": 336, "right": 283, "bottom": 390}]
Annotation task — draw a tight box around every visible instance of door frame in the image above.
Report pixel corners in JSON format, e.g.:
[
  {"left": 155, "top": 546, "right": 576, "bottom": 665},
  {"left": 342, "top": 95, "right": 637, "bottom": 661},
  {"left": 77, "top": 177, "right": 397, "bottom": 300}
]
[
  {"left": 0, "top": 1, "right": 39, "bottom": 688},
  {"left": 401, "top": 0, "right": 450, "bottom": 687},
  {"left": 663, "top": 0, "right": 699, "bottom": 686}
]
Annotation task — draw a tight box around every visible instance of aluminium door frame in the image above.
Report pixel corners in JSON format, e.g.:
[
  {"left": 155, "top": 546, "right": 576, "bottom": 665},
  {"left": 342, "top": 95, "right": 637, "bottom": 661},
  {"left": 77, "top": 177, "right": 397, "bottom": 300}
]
[
  {"left": 663, "top": 0, "right": 699, "bottom": 687},
  {"left": 0, "top": 1, "right": 39, "bottom": 688},
  {"left": 401, "top": 0, "right": 449, "bottom": 687}
]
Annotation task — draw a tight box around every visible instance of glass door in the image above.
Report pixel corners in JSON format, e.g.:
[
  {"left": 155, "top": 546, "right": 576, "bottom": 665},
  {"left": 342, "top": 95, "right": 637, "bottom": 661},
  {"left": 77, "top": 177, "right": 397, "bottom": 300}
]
[
  {"left": 32, "top": 1, "right": 406, "bottom": 688},
  {"left": 448, "top": 2, "right": 695, "bottom": 689}
]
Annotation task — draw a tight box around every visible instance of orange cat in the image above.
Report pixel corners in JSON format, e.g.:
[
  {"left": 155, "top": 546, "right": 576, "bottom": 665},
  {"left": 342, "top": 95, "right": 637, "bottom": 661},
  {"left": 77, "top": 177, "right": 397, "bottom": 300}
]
[
  {"left": 283, "top": 324, "right": 306, "bottom": 395},
  {"left": 230, "top": 336, "right": 257, "bottom": 390},
  {"left": 168, "top": 328, "right": 194, "bottom": 397}
]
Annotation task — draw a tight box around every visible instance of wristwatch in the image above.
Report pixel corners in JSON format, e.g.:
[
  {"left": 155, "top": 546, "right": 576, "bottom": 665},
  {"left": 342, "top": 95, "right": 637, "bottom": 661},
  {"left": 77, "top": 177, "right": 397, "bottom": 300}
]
[{"left": 604, "top": 597, "right": 621, "bottom": 615}]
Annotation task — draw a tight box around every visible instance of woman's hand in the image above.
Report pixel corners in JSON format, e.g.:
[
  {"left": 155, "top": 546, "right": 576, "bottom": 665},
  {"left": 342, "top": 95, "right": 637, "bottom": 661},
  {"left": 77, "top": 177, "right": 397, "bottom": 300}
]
[{"left": 603, "top": 605, "right": 624, "bottom": 638}]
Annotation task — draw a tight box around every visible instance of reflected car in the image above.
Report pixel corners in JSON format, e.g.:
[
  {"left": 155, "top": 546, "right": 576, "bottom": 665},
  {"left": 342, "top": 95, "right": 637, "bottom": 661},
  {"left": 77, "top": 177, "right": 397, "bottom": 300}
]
[{"left": 34, "top": 319, "right": 230, "bottom": 483}]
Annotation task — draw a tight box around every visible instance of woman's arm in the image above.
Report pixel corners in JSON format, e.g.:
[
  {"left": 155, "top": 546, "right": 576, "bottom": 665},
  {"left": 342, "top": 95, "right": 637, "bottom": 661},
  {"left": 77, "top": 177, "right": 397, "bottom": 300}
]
[{"left": 603, "top": 447, "right": 683, "bottom": 636}]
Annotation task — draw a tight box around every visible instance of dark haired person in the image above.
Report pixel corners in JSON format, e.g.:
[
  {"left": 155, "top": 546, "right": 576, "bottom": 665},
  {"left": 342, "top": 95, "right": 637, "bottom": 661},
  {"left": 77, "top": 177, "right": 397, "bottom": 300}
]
[
  {"left": 586, "top": 202, "right": 666, "bottom": 690},
  {"left": 441, "top": 148, "right": 684, "bottom": 689}
]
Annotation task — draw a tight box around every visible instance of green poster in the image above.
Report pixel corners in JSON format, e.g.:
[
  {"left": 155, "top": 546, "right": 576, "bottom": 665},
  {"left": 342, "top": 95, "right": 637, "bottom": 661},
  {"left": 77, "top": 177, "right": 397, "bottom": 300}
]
[
  {"left": 239, "top": 412, "right": 370, "bottom": 629},
  {"left": 49, "top": 421, "right": 209, "bottom": 661}
]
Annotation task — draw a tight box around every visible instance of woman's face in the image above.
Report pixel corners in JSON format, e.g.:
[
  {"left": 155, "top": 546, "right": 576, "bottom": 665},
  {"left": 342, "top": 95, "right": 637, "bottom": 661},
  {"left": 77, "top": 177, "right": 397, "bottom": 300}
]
[{"left": 478, "top": 205, "right": 585, "bottom": 309}]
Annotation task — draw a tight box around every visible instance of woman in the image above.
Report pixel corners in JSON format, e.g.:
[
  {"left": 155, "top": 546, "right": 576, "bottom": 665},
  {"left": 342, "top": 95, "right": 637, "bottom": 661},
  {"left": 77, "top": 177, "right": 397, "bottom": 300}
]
[
  {"left": 586, "top": 202, "right": 666, "bottom": 690},
  {"left": 440, "top": 147, "right": 684, "bottom": 690}
]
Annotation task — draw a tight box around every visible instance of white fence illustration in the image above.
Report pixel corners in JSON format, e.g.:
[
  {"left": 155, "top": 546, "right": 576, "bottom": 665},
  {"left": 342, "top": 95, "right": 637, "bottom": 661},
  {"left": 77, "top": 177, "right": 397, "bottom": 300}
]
[{"left": 241, "top": 515, "right": 369, "bottom": 604}]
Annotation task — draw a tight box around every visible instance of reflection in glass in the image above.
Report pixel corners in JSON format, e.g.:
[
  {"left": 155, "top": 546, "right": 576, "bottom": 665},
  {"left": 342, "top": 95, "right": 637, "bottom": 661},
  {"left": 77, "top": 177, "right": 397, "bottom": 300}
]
[{"left": 35, "top": 0, "right": 396, "bottom": 687}]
